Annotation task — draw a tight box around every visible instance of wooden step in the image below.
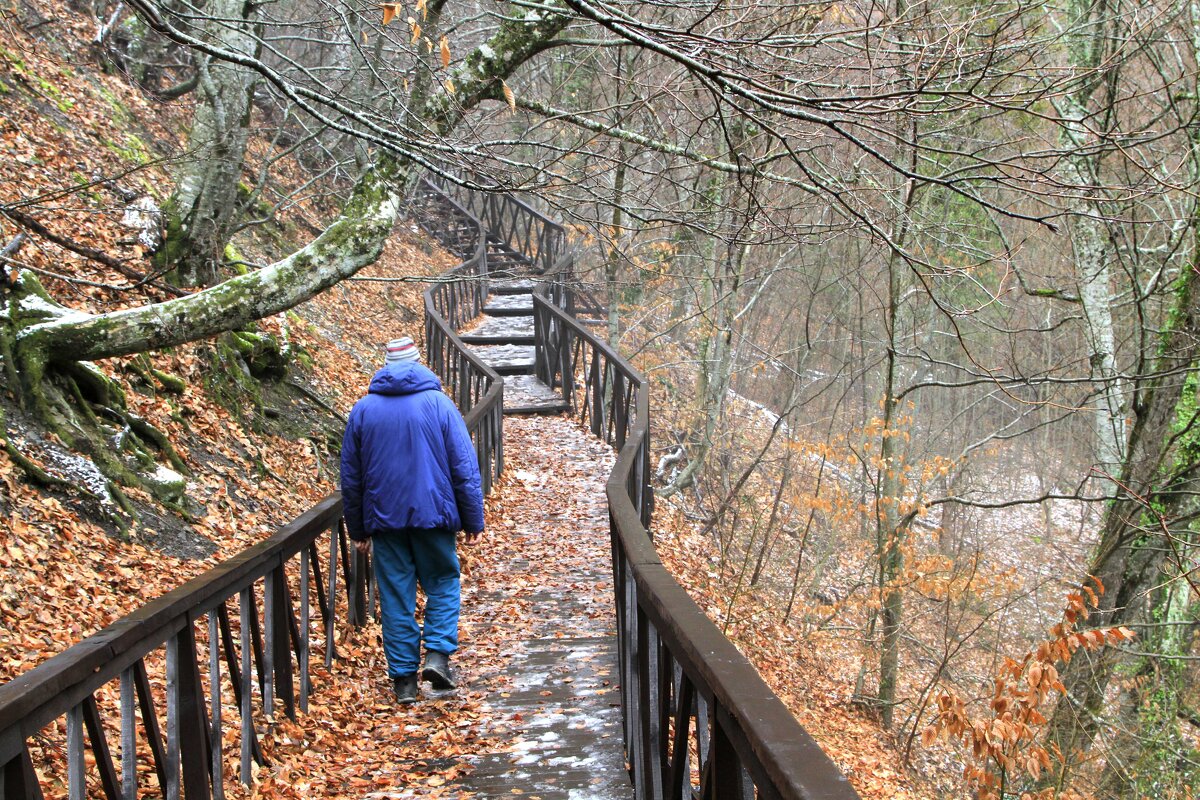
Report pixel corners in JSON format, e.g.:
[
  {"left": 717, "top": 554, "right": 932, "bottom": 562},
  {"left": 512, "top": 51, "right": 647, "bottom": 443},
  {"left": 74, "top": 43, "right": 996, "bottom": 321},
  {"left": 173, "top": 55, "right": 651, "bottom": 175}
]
[
  {"left": 473, "top": 344, "right": 536, "bottom": 375},
  {"left": 483, "top": 293, "right": 534, "bottom": 316},
  {"left": 503, "top": 375, "right": 569, "bottom": 415},
  {"left": 486, "top": 240, "right": 533, "bottom": 268},
  {"left": 460, "top": 315, "right": 535, "bottom": 345},
  {"left": 489, "top": 278, "right": 538, "bottom": 294}
]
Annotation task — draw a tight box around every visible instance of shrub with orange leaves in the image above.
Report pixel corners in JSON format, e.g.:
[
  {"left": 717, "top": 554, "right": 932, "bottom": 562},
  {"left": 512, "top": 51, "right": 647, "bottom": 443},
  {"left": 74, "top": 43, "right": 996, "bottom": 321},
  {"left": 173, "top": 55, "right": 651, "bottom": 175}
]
[{"left": 921, "top": 577, "right": 1135, "bottom": 800}]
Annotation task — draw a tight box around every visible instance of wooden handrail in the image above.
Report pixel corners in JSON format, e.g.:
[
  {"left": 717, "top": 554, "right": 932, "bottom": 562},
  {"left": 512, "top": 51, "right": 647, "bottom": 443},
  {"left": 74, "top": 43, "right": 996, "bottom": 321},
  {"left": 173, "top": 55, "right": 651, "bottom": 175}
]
[
  {"left": 522, "top": 201, "right": 860, "bottom": 799},
  {"left": 0, "top": 495, "right": 361, "bottom": 796}
]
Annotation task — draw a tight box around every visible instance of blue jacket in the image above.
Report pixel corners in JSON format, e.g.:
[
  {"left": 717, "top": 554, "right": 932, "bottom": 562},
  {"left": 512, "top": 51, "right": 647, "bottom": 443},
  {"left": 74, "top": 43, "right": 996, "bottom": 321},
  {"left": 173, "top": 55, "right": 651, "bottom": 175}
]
[{"left": 340, "top": 362, "right": 484, "bottom": 539}]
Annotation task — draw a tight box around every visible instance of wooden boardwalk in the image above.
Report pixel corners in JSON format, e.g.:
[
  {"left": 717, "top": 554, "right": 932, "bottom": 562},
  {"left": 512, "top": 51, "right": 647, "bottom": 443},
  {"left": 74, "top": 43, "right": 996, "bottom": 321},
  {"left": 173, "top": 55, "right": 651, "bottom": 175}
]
[
  {"left": 453, "top": 417, "right": 630, "bottom": 799},
  {"left": 0, "top": 178, "right": 857, "bottom": 800},
  {"left": 448, "top": 272, "right": 629, "bottom": 796}
]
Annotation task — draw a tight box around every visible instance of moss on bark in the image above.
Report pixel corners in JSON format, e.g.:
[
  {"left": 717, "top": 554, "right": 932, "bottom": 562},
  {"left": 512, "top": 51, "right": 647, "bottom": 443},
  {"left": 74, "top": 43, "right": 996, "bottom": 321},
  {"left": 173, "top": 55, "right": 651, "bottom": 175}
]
[{"left": 3, "top": 273, "right": 193, "bottom": 520}]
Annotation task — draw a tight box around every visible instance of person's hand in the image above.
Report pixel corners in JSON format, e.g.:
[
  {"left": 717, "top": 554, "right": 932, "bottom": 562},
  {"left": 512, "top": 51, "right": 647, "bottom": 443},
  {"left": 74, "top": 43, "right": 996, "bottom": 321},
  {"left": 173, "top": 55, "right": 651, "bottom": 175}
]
[
  {"left": 353, "top": 538, "right": 371, "bottom": 556},
  {"left": 462, "top": 529, "right": 484, "bottom": 546}
]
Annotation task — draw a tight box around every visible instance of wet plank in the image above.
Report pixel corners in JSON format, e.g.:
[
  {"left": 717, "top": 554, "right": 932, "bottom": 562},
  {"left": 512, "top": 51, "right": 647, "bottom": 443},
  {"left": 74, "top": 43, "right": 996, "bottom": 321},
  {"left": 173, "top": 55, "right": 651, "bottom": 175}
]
[
  {"left": 484, "top": 293, "right": 535, "bottom": 316},
  {"left": 504, "top": 375, "right": 568, "bottom": 414},
  {"left": 474, "top": 344, "right": 537, "bottom": 374},
  {"left": 461, "top": 315, "right": 535, "bottom": 345},
  {"left": 455, "top": 635, "right": 629, "bottom": 799}
]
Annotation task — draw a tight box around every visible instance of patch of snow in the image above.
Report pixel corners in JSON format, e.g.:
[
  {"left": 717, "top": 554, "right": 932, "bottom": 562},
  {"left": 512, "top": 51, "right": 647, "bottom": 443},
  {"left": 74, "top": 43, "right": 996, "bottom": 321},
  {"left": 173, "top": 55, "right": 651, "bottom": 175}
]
[
  {"left": 76, "top": 360, "right": 107, "bottom": 379},
  {"left": 151, "top": 464, "right": 184, "bottom": 485},
  {"left": 17, "top": 293, "right": 70, "bottom": 316},
  {"left": 15, "top": 296, "right": 92, "bottom": 336},
  {"left": 41, "top": 448, "right": 114, "bottom": 506},
  {"left": 121, "top": 196, "right": 162, "bottom": 250},
  {"left": 726, "top": 388, "right": 787, "bottom": 432},
  {"left": 477, "top": 43, "right": 495, "bottom": 60}
]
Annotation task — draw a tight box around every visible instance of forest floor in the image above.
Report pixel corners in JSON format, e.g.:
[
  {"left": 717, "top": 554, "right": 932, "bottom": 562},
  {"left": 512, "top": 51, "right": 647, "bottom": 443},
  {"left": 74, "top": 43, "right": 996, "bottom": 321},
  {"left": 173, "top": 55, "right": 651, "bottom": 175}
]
[{"left": 0, "top": 6, "right": 948, "bottom": 797}]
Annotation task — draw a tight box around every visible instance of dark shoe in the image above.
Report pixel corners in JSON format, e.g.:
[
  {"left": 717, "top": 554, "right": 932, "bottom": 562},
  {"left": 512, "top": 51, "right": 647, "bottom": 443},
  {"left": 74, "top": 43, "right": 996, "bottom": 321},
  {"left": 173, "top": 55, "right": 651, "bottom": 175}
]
[
  {"left": 421, "top": 651, "right": 456, "bottom": 690},
  {"left": 393, "top": 673, "right": 418, "bottom": 704}
]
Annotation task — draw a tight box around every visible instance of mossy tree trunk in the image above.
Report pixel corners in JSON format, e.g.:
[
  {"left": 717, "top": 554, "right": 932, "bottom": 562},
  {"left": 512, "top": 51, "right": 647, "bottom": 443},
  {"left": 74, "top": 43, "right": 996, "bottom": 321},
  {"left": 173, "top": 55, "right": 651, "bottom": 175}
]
[
  {"left": 157, "top": 0, "right": 262, "bottom": 287},
  {"left": 1041, "top": 2, "right": 1200, "bottom": 782},
  {"left": 1043, "top": 227, "right": 1200, "bottom": 786},
  {"left": 7, "top": 1, "right": 572, "bottom": 506}
]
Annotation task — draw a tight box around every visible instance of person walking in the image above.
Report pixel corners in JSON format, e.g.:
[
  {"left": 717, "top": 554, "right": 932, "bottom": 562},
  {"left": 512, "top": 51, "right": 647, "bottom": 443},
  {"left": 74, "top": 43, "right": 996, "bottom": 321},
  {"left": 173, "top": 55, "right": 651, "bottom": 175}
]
[{"left": 340, "top": 336, "right": 485, "bottom": 704}]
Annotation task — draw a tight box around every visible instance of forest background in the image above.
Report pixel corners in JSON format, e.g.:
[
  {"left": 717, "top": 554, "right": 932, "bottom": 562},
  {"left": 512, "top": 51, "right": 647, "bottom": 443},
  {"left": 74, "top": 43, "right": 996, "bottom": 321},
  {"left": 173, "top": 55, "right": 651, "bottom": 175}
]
[{"left": 1, "top": 0, "right": 1199, "bottom": 797}]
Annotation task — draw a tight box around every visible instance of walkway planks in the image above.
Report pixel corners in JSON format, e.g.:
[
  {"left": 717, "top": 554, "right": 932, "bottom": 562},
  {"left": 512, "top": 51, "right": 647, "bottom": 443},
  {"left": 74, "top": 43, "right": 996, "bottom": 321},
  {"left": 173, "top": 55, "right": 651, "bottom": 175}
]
[
  {"left": 462, "top": 281, "right": 568, "bottom": 414},
  {"left": 257, "top": 418, "right": 630, "bottom": 799},
  {"left": 454, "top": 417, "right": 629, "bottom": 799},
  {"left": 461, "top": 315, "right": 535, "bottom": 345}
]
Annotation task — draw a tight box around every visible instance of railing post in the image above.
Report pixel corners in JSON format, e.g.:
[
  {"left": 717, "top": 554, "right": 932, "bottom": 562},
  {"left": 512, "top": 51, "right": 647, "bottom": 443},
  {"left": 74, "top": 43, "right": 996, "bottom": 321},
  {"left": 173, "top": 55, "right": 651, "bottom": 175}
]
[
  {"left": 300, "top": 546, "right": 311, "bottom": 712},
  {"left": 209, "top": 611, "right": 226, "bottom": 800},
  {"left": 325, "top": 522, "right": 339, "bottom": 668},
  {"left": 120, "top": 668, "right": 136, "bottom": 800},
  {"left": 561, "top": 324, "right": 574, "bottom": 408},
  {"left": 637, "top": 608, "right": 664, "bottom": 800},
  {"left": 267, "top": 566, "right": 296, "bottom": 719},
  {"left": 704, "top": 709, "right": 753, "bottom": 800},
  {"left": 239, "top": 589, "right": 254, "bottom": 786},
  {"left": 667, "top": 673, "right": 694, "bottom": 800},
  {"left": 349, "top": 550, "right": 368, "bottom": 628},
  {"left": 66, "top": 703, "right": 84, "bottom": 800},
  {"left": 589, "top": 354, "right": 603, "bottom": 437},
  {"left": 614, "top": 371, "right": 628, "bottom": 450},
  {"left": 81, "top": 695, "right": 121, "bottom": 800},
  {"left": 174, "top": 626, "right": 210, "bottom": 800},
  {"left": 3, "top": 740, "right": 45, "bottom": 800},
  {"left": 165, "top": 638, "right": 181, "bottom": 800}
]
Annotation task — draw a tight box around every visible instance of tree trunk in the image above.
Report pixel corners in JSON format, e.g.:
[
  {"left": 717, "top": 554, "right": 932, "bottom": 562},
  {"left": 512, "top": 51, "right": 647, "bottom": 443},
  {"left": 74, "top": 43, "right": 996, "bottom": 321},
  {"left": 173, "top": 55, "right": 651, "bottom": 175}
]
[
  {"left": 1058, "top": 0, "right": 1127, "bottom": 483},
  {"left": 876, "top": 156, "right": 919, "bottom": 726},
  {"left": 1045, "top": 246, "right": 1200, "bottom": 785},
  {"left": 158, "top": 0, "right": 262, "bottom": 287}
]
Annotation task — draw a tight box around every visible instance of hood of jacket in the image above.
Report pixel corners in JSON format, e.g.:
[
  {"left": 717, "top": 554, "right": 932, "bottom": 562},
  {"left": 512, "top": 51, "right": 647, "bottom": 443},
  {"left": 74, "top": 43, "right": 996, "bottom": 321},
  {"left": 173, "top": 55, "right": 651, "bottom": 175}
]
[{"left": 368, "top": 361, "right": 442, "bottom": 396}]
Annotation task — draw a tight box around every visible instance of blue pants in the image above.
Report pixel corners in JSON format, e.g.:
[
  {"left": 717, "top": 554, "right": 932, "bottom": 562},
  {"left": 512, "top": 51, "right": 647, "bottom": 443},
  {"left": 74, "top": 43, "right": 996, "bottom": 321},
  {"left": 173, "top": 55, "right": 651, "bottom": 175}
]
[{"left": 371, "top": 528, "right": 461, "bottom": 678}]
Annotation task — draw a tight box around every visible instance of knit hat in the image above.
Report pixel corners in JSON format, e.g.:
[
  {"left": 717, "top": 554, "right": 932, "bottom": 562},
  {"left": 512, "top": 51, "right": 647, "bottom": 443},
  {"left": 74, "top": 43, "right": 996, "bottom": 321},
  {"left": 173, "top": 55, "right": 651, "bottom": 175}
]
[{"left": 384, "top": 337, "right": 420, "bottom": 363}]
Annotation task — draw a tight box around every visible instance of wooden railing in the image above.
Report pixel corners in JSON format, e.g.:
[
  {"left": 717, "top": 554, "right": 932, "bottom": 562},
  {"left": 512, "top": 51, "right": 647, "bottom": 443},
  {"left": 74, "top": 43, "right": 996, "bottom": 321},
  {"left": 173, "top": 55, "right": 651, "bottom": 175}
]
[
  {"left": 0, "top": 497, "right": 371, "bottom": 800},
  {"left": 413, "top": 177, "right": 504, "bottom": 495},
  {"left": 0, "top": 179, "right": 507, "bottom": 800},
  {"left": 429, "top": 174, "right": 569, "bottom": 276},
  {"left": 532, "top": 292, "right": 860, "bottom": 799}
]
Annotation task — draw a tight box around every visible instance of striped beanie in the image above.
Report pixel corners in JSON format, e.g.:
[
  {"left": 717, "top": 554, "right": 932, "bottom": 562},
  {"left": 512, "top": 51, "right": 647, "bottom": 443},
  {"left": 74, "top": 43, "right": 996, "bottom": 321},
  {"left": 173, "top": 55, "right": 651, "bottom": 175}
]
[{"left": 385, "top": 337, "right": 419, "bottom": 363}]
